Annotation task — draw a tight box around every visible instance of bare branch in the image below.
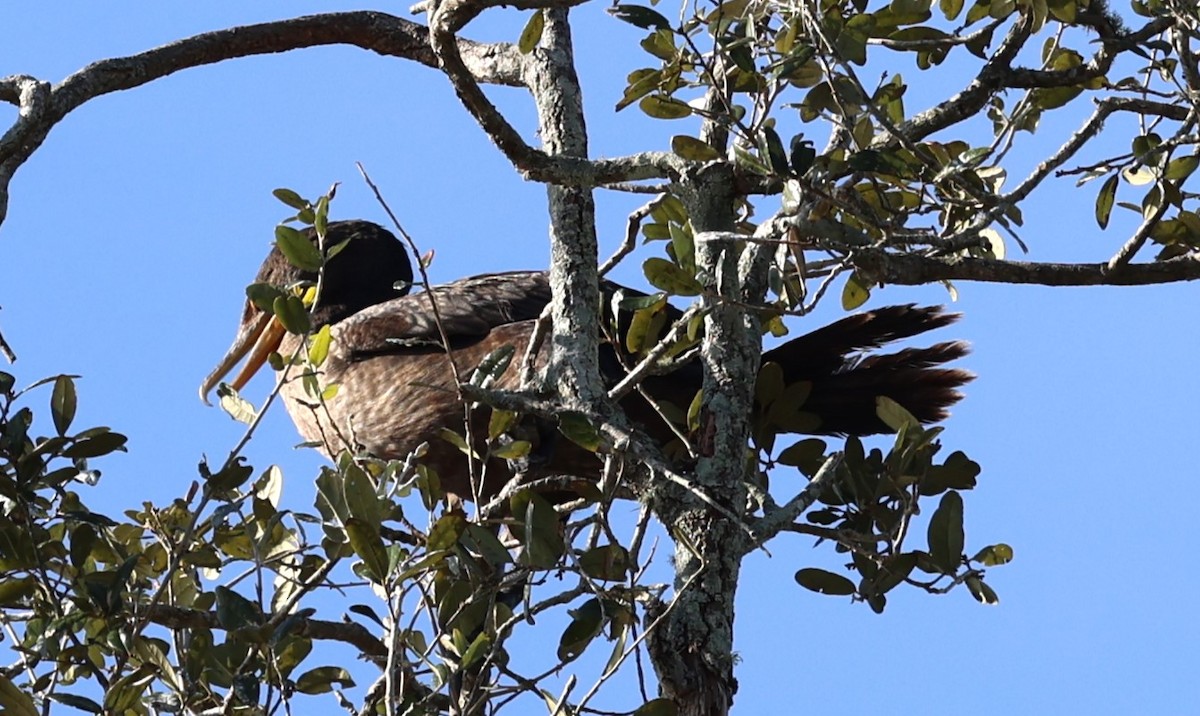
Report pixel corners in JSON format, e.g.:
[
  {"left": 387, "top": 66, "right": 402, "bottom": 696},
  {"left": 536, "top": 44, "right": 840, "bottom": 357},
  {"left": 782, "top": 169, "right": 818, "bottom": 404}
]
[
  {"left": 749, "top": 453, "right": 843, "bottom": 551},
  {"left": 853, "top": 250, "right": 1200, "bottom": 286},
  {"left": 0, "top": 11, "right": 524, "bottom": 226}
]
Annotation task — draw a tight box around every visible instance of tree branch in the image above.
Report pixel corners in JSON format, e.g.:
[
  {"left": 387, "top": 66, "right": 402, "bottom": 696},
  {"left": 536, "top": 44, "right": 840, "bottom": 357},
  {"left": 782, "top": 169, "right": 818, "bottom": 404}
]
[
  {"left": 0, "top": 11, "right": 523, "bottom": 226},
  {"left": 853, "top": 250, "right": 1200, "bottom": 286}
]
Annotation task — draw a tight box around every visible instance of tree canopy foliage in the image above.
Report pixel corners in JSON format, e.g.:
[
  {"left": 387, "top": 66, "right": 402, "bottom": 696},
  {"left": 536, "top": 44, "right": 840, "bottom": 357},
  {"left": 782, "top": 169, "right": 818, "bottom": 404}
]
[{"left": 1, "top": 1, "right": 1197, "bottom": 714}]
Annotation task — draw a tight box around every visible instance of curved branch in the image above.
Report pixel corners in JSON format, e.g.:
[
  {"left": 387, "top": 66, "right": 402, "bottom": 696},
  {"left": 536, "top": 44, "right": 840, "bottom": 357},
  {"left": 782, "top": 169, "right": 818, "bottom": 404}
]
[{"left": 0, "top": 11, "right": 524, "bottom": 226}]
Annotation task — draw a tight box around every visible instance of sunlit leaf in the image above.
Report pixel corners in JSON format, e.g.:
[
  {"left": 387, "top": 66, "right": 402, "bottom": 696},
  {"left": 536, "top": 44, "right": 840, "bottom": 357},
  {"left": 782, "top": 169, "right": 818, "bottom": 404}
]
[
  {"left": 295, "top": 666, "right": 355, "bottom": 695},
  {"left": 643, "top": 257, "right": 703, "bottom": 296},
  {"left": 273, "top": 294, "right": 310, "bottom": 335},
  {"left": 273, "top": 188, "right": 308, "bottom": 211},
  {"left": 518, "top": 9, "right": 545, "bottom": 54},
  {"left": 972, "top": 543, "right": 1014, "bottom": 566},
  {"left": 876, "top": 396, "right": 919, "bottom": 432},
  {"left": 671, "top": 135, "right": 722, "bottom": 161},
  {"left": 308, "top": 324, "right": 332, "bottom": 367},
  {"left": 1094, "top": 174, "right": 1118, "bottom": 229},
  {"left": 841, "top": 273, "right": 870, "bottom": 310},
  {"left": 275, "top": 225, "right": 322, "bottom": 272},
  {"left": 639, "top": 94, "right": 692, "bottom": 120}
]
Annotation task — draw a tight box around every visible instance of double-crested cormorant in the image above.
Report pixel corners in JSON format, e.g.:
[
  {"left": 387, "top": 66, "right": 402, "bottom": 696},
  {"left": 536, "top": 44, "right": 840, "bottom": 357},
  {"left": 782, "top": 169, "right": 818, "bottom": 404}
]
[{"left": 201, "top": 221, "right": 971, "bottom": 500}]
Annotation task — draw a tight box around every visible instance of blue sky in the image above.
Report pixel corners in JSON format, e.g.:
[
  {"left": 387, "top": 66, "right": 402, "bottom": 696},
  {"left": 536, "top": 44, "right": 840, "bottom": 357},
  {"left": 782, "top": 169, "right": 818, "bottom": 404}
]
[{"left": 3, "top": 3, "right": 1197, "bottom": 714}]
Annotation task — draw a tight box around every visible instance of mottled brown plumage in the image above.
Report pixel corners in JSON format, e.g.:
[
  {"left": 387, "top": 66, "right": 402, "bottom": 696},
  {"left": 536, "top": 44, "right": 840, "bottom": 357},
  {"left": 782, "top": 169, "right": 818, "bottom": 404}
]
[{"left": 202, "top": 221, "right": 971, "bottom": 500}]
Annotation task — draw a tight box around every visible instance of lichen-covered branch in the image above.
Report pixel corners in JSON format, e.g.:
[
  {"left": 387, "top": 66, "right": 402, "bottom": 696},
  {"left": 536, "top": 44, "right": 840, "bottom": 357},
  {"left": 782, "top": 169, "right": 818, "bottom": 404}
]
[{"left": 853, "top": 250, "right": 1200, "bottom": 286}]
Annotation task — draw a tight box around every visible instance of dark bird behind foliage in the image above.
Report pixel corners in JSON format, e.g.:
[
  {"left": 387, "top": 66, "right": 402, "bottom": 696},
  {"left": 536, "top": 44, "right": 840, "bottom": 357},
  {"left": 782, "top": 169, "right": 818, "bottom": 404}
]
[{"left": 201, "top": 221, "right": 971, "bottom": 501}]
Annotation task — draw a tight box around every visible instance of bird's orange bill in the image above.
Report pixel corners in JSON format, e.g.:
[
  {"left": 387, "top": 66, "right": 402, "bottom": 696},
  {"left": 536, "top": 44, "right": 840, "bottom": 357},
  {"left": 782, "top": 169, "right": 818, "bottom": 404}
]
[{"left": 199, "top": 311, "right": 288, "bottom": 405}]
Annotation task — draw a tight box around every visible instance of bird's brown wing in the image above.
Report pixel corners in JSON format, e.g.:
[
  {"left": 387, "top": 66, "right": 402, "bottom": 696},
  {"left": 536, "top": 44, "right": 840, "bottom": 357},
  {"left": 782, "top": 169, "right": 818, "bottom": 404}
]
[{"left": 333, "top": 271, "right": 553, "bottom": 360}]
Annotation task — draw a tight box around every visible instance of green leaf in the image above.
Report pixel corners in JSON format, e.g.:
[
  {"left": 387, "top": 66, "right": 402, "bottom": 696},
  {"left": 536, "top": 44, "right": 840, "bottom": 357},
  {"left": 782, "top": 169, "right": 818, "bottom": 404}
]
[
  {"left": 767, "top": 381, "right": 814, "bottom": 429},
  {"left": 756, "top": 362, "right": 784, "bottom": 407},
  {"left": 671, "top": 135, "right": 722, "bottom": 161},
  {"left": 580, "top": 544, "right": 631, "bottom": 581},
  {"left": 927, "top": 490, "right": 965, "bottom": 573},
  {"left": 966, "top": 574, "right": 1000, "bottom": 605},
  {"left": 275, "top": 225, "right": 322, "bottom": 272},
  {"left": 794, "top": 567, "right": 856, "bottom": 596},
  {"left": 246, "top": 282, "right": 286, "bottom": 312},
  {"left": 343, "top": 462, "right": 382, "bottom": 527},
  {"left": 462, "top": 524, "right": 512, "bottom": 566},
  {"left": 346, "top": 518, "right": 390, "bottom": 584},
  {"left": 63, "top": 430, "right": 128, "bottom": 459},
  {"left": 626, "top": 304, "right": 668, "bottom": 353},
  {"left": 686, "top": 388, "right": 703, "bottom": 433},
  {"left": 0, "top": 675, "right": 40, "bottom": 716},
  {"left": 1046, "top": 0, "right": 1076, "bottom": 22},
  {"left": 777, "top": 438, "right": 827, "bottom": 475},
  {"left": 0, "top": 577, "right": 36, "bottom": 607},
  {"left": 841, "top": 273, "right": 870, "bottom": 310},
  {"left": 514, "top": 492, "right": 565, "bottom": 568},
  {"left": 488, "top": 408, "right": 518, "bottom": 440},
  {"left": 308, "top": 324, "right": 332, "bottom": 367},
  {"left": 558, "top": 411, "right": 604, "bottom": 452},
  {"left": 273, "top": 188, "right": 309, "bottom": 211},
  {"left": 493, "top": 440, "right": 531, "bottom": 460},
  {"left": 972, "top": 543, "right": 1014, "bottom": 566},
  {"left": 876, "top": 396, "right": 919, "bottom": 431},
  {"left": 51, "top": 375, "right": 77, "bottom": 436},
  {"left": 789, "top": 136, "right": 816, "bottom": 175},
  {"left": 668, "top": 221, "right": 695, "bottom": 274},
  {"left": 460, "top": 632, "right": 493, "bottom": 670},
  {"left": 607, "top": 4, "right": 672, "bottom": 30},
  {"left": 940, "top": 0, "right": 965, "bottom": 19},
  {"left": 295, "top": 666, "right": 355, "bottom": 695},
  {"left": 639, "top": 94, "right": 692, "bottom": 120},
  {"left": 921, "top": 450, "right": 981, "bottom": 495},
  {"left": 273, "top": 294, "right": 310, "bottom": 335},
  {"left": 868, "top": 552, "right": 918, "bottom": 595},
  {"left": 557, "top": 598, "right": 605, "bottom": 660},
  {"left": 641, "top": 28, "right": 677, "bottom": 61},
  {"left": 49, "top": 693, "right": 103, "bottom": 713},
  {"left": 643, "top": 257, "right": 703, "bottom": 296},
  {"left": 427, "top": 513, "right": 467, "bottom": 551},
  {"left": 518, "top": 9, "right": 545, "bottom": 54},
  {"left": 616, "top": 68, "right": 664, "bottom": 112},
  {"left": 1165, "top": 154, "right": 1199, "bottom": 181},
  {"left": 215, "top": 586, "right": 262, "bottom": 630},
  {"left": 760, "top": 126, "right": 789, "bottom": 175},
  {"left": 1095, "top": 174, "right": 1118, "bottom": 229}
]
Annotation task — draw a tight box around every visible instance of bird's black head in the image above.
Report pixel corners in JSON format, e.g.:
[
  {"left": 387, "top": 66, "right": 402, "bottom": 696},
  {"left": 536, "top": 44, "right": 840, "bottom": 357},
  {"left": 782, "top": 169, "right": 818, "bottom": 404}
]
[
  {"left": 202, "top": 220, "right": 414, "bottom": 404},
  {"left": 252, "top": 220, "right": 414, "bottom": 328}
]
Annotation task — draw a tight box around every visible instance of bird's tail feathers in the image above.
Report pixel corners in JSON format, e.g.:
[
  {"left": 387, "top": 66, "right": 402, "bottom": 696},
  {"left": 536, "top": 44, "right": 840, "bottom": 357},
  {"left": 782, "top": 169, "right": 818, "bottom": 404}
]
[{"left": 764, "top": 306, "right": 972, "bottom": 436}]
